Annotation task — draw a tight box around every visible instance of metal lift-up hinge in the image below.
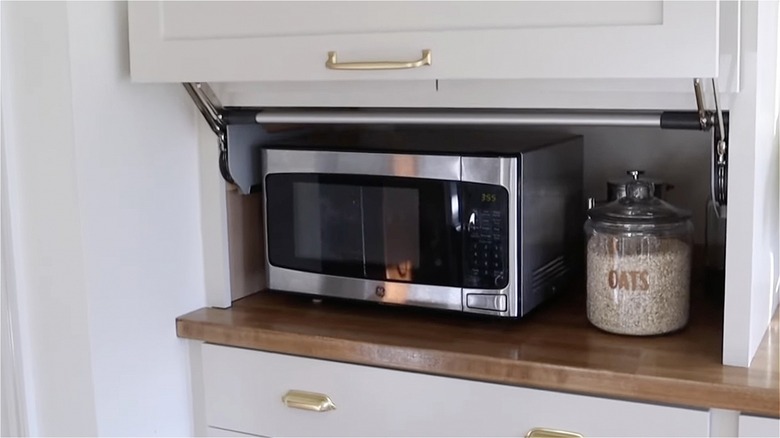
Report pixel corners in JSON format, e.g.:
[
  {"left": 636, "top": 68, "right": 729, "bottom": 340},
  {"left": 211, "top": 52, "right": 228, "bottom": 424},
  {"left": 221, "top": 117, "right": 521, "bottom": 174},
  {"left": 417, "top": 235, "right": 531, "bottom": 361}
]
[
  {"left": 182, "top": 81, "right": 728, "bottom": 200},
  {"left": 693, "top": 78, "right": 728, "bottom": 218},
  {"left": 182, "top": 83, "right": 234, "bottom": 184}
]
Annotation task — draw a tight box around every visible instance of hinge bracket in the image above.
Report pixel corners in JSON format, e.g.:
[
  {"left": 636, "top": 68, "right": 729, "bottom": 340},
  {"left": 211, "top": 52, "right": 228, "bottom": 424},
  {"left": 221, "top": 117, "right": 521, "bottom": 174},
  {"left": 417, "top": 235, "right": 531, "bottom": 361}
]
[
  {"left": 693, "top": 78, "right": 728, "bottom": 218},
  {"left": 182, "top": 83, "right": 234, "bottom": 184}
]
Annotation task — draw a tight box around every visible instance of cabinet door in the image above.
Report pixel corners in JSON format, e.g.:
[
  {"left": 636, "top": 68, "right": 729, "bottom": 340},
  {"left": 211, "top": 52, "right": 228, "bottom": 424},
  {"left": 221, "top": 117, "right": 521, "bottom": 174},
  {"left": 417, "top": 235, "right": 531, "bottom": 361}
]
[{"left": 129, "top": 1, "right": 718, "bottom": 83}]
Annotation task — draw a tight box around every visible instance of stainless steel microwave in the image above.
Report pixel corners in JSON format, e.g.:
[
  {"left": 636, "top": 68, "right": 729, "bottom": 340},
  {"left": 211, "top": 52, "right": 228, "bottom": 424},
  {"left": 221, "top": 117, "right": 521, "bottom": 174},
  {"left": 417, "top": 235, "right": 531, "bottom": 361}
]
[{"left": 261, "top": 129, "right": 583, "bottom": 317}]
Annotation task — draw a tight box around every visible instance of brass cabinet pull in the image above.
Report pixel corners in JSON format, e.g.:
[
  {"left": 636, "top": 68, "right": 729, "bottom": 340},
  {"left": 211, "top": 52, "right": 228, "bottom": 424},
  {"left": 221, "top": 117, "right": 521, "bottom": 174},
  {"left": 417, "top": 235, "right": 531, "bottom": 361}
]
[
  {"left": 281, "top": 390, "right": 336, "bottom": 412},
  {"left": 326, "top": 49, "right": 432, "bottom": 70},
  {"left": 526, "top": 428, "right": 584, "bottom": 438}
]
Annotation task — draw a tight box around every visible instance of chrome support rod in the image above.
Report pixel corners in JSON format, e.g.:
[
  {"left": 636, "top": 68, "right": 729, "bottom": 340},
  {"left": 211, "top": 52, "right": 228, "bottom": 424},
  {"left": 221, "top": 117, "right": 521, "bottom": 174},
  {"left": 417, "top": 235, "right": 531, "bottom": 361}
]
[
  {"left": 253, "top": 110, "right": 663, "bottom": 128},
  {"left": 183, "top": 82, "right": 225, "bottom": 149},
  {"left": 183, "top": 80, "right": 728, "bottom": 212}
]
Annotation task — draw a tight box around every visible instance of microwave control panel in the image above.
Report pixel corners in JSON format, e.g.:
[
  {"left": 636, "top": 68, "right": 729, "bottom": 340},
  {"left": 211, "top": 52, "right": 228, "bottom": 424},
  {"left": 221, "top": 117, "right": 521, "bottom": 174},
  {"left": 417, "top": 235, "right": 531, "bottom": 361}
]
[{"left": 462, "top": 183, "right": 510, "bottom": 289}]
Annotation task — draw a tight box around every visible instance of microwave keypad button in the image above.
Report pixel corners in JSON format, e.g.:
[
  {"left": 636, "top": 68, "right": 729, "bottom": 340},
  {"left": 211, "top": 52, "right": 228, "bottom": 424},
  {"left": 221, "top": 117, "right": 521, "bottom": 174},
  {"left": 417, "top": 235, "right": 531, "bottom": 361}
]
[
  {"left": 466, "top": 218, "right": 507, "bottom": 286},
  {"left": 466, "top": 294, "right": 507, "bottom": 312}
]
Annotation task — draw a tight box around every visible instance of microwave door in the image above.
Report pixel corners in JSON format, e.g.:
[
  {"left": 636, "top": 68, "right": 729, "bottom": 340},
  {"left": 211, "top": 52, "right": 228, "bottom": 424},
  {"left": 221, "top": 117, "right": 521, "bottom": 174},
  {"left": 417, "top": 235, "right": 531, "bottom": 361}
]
[{"left": 266, "top": 173, "right": 464, "bottom": 305}]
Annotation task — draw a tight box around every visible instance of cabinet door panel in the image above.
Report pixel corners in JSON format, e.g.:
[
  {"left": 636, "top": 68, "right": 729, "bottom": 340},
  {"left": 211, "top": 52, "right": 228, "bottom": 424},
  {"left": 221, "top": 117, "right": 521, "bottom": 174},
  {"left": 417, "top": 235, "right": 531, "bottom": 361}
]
[
  {"left": 202, "top": 344, "right": 709, "bottom": 437},
  {"left": 129, "top": 1, "right": 718, "bottom": 83},
  {"left": 160, "top": 2, "right": 662, "bottom": 39}
]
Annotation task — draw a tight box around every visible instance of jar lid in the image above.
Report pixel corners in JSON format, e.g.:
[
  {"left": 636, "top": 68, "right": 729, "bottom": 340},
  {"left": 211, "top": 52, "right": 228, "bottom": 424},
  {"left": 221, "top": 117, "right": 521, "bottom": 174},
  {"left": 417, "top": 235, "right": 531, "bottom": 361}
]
[
  {"left": 607, "top": 170, "right": 663, "bottom": 186},
  {"left": 588, "top": 180, "right": 691, "bottom": 225}
]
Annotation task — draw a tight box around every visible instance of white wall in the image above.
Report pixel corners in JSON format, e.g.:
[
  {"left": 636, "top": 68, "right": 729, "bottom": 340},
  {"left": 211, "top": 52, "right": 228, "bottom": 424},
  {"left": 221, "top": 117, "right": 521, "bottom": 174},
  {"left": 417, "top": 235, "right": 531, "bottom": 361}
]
[
  {"left": 2, "top": 1, "right": 206, "bottom": 435},
  {"left": 2, "top": 133, "right": 27, "bottom": 438},
  {"left": 2, "top": 2, "right": 99, "bottom": 434}
]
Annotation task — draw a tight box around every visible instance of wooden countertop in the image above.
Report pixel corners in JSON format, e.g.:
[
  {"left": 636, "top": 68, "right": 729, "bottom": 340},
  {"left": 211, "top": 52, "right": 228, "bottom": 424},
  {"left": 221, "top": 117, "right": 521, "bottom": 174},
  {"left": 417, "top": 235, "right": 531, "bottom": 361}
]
[{"left": 177, "top": 286, "right": 779, "bottom": 417}]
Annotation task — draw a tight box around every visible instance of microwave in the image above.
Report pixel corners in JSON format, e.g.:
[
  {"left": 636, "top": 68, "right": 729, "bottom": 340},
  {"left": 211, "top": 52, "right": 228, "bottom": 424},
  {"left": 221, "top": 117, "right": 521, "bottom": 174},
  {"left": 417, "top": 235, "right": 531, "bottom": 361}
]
[{"left": 261, "top": 129, "right": 583, "bottom": 317}]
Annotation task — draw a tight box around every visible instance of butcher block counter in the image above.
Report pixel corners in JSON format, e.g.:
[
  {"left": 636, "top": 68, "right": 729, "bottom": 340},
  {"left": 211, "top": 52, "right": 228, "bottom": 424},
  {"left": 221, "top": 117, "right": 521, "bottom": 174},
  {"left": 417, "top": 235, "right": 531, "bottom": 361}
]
[{"left": 176, "top": 287, "right": 779, "bottom": 418}]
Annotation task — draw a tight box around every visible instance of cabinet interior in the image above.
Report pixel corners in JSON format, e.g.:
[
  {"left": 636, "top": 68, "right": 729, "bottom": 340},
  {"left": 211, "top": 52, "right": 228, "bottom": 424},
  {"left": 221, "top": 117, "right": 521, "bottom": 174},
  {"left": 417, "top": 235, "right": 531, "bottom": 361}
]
[
  {"left": 222, "top": 123, "right": 721, "bottom": 304},
  {"left": 225, "top": 187, "right": 265, "bottom": 303}
]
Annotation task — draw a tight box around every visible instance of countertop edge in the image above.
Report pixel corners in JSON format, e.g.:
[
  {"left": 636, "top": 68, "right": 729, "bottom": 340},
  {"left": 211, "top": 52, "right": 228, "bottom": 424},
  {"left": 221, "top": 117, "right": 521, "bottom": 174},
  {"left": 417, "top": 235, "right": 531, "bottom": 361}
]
[{"left": 176, "top": 318, "right": 780, "bottom": 418}]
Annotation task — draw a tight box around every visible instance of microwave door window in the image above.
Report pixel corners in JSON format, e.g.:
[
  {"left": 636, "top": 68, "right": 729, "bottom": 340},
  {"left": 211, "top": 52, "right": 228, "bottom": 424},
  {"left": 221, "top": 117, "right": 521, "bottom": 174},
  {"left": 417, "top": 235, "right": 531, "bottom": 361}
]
[
  {"left": 266, "top": 176, "right": 366, "bottom": 278},
  {"left": 364, "top": 180, "right": 461, "bottom": 286},
  {"left": 294, "top": 182, "right": 365, "bottom": 271},
  {"left": 291, "top": 182, "right": 322, "bottom": 262},
  {"left": 363, "top": 187, "right": 420, "bottom": 282},
  {"left": 266, "top": 174, "right": 461, "bottom": 288},
  {"left": 418, "top": 181, "right": 461, "bottom": 286}
]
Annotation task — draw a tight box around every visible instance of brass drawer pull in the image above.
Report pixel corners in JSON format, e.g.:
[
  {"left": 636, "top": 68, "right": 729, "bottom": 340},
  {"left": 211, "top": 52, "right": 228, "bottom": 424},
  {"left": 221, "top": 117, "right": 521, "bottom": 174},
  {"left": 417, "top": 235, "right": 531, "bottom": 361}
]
[
  {"left": 282, "top": 390, "right": 336, "bottom": 412},
  {"left": 326, "top": 49, "right": 432, "bottom": 70},
  {"left": 526, "top": 428, "right": 584, "bottom": 438}
]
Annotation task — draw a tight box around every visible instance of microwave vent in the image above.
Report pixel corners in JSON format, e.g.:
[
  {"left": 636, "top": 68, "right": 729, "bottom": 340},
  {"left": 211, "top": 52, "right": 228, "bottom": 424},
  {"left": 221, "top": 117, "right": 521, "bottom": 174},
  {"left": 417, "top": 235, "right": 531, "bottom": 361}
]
[{"left": 531, "top": 255, "right": 569, "bottom": 295}]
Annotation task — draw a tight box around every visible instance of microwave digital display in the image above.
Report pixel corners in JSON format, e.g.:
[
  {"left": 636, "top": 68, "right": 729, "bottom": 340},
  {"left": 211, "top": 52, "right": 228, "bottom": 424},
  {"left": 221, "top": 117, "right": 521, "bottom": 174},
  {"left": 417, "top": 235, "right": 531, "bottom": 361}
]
[{"left": 481, "top": 193, "right": 498, "bottom": 203}]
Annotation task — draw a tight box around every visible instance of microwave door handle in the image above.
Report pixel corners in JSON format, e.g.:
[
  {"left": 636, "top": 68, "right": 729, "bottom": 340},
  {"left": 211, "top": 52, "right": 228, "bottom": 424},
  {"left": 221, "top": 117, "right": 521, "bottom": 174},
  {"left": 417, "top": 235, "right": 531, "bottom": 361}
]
[{"left": 450, "top": 182, "right": 462, "bottom": 232}]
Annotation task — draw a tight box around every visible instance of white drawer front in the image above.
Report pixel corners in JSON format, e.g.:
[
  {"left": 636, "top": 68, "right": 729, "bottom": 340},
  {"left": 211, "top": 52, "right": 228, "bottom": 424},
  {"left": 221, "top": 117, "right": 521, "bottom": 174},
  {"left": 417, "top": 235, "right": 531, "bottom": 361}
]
[
  {"left": 739, "top": 414, "right": 780, "bottom": 437},
  {"left": 202, "top": 344, "right": 708, "bottom": 437}
]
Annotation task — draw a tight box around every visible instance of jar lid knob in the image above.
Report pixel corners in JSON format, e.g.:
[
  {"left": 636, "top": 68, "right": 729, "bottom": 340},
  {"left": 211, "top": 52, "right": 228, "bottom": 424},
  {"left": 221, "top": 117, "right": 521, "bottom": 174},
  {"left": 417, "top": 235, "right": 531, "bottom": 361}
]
[
  {"left": 626, "top": 180, "right": 654, "bottom": 200},
  {"left": 627, "top": 170, "right": 646, "bottom": 180}
]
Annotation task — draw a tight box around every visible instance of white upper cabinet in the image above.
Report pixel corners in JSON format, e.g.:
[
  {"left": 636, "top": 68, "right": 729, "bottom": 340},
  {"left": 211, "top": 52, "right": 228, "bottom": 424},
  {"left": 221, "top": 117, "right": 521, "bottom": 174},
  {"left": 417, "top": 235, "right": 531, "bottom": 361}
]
[{"left": 128, "top": 1, "right": 720, "bottom": 83}]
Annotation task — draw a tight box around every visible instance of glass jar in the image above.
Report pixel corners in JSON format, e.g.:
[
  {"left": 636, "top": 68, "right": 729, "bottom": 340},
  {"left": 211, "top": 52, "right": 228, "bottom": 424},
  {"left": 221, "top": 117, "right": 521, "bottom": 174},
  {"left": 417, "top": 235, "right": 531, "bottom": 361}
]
[{"left": 585, "top": 180, "right": 693, "bottom": 336}]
